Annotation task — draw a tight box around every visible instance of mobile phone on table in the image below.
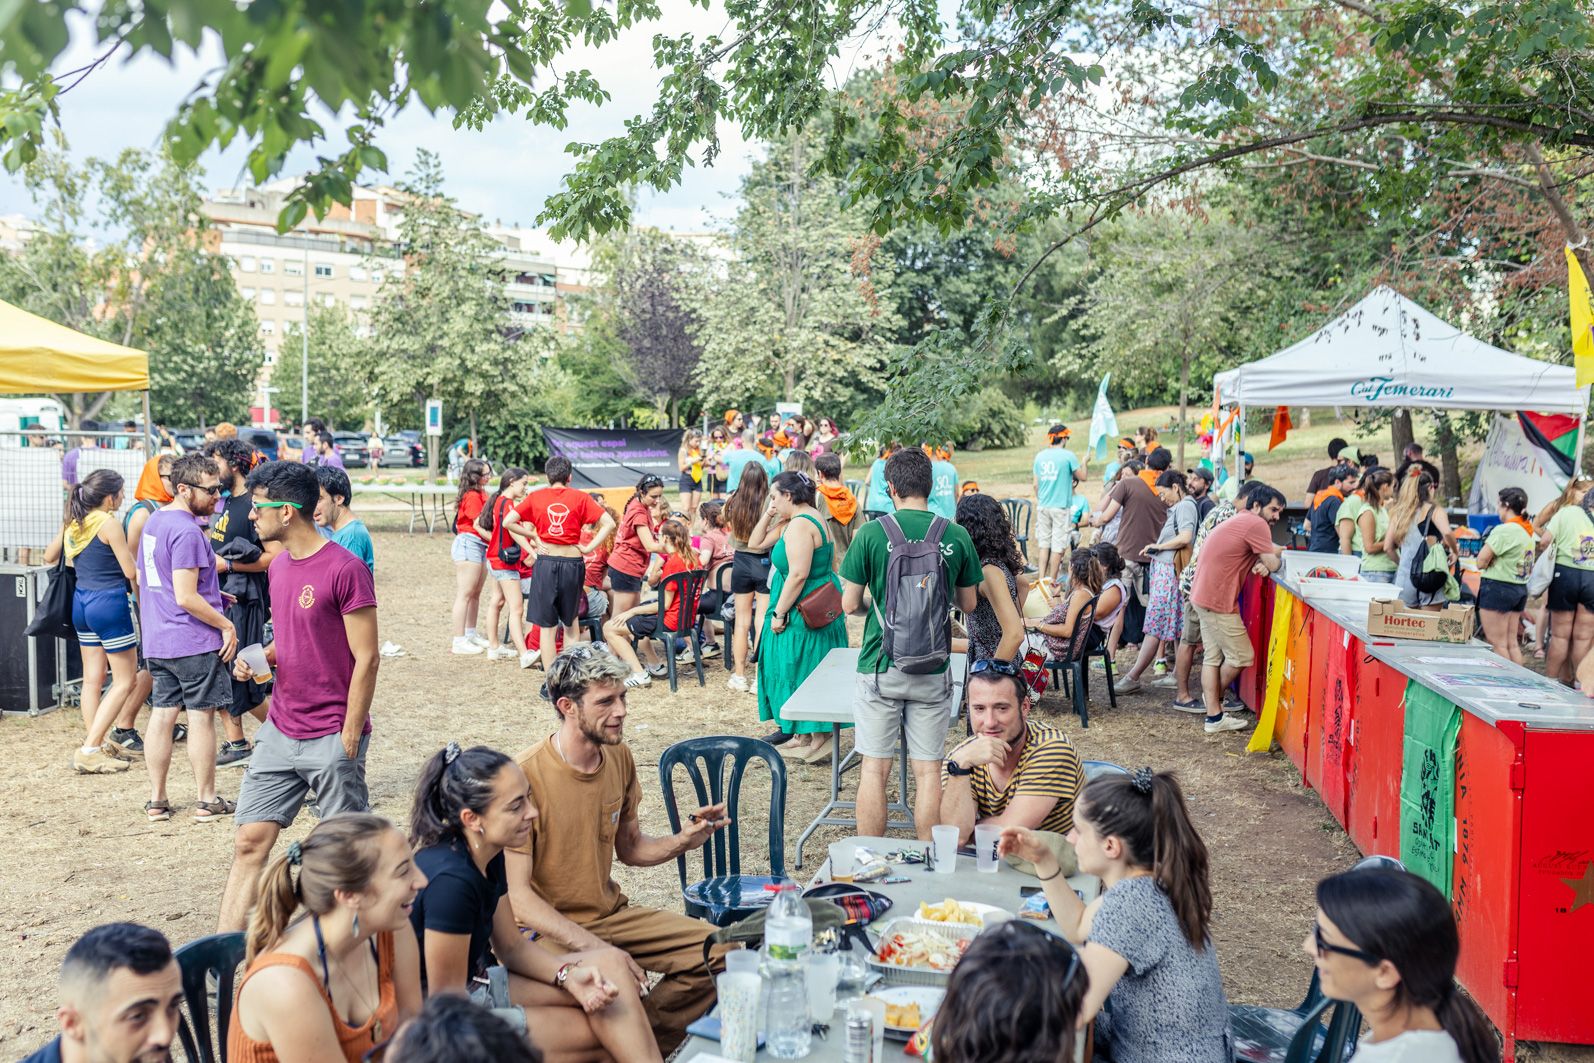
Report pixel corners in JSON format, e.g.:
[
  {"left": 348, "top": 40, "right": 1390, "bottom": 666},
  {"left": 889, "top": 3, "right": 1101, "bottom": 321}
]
[{"left": 685, "top": 1016, "right": 766, "bottom": 1048}]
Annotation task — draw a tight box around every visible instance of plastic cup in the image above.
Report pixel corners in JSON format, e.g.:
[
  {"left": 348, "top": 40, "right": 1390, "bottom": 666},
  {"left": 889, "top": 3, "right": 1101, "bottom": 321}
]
[
  {"left": 931, "top": 825, "right": 959, "bottom": 874},
  {"left": 849, "top": 996, "right": 887, "bottom": 1060},
  {"left": 805, "top": 952, "right": 839, "bottom": 1021},
  {"left": 723, "top": 948, "right": 761, "bottom": 977},
  {"left": 237, "top": 643, "right": 272, "bottom": 685},
  {"left": 975, "top": 824, "right": 1001, "bottom": 873},
  {"left": 828, "top": 841, "right": 857, "bottom": 880},
  {"left": 716, "top": 971, "right": 761, "bottom": 1062}
]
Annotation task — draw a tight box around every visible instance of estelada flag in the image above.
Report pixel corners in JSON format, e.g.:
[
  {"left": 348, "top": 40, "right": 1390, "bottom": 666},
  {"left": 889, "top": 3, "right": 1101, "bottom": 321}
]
[
  {"left": 1268, "top": 406, "right": 1293, "bottom": 451},
  {"left": 1568, "top": 246, "right": 1594, "bottom": 389}
]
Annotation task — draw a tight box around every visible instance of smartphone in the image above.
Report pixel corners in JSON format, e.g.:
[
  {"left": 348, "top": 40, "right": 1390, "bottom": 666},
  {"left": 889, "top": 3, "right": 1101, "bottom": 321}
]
[
  {"left": 685, "top": 1016, "right": 766, "bottom": 1048},
  {"left": 1020, "top": 885, "right": 1043, "bottom": 898}
]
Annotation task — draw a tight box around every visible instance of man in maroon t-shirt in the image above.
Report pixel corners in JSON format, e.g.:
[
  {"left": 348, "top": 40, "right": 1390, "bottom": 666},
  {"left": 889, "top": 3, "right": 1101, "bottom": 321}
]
[
  {"left": 216, "top": 460, "right": 379, "bottom": 932},
  {"left": 520, "top": 456, "right": 616, "bottom": 671},
  {"left": 1188, "top": 484, "right": 1285, "bottom": 735}
]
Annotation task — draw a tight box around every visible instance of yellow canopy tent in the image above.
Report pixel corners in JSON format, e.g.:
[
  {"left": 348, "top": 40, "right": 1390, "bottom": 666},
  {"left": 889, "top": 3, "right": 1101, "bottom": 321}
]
[{"left": 0, "top": 297, "right": 148, "bottom": 394}]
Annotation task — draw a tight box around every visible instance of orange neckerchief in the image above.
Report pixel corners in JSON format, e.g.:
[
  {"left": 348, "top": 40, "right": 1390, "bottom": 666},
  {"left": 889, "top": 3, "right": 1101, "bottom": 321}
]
[
  {"left": 134, "top": 457, "right": 173, "bottom": 504},
  {"left": 1137, "top": 468, "right": 1159, "bottom": 490},
  {"left": 1506, "top": 515, "right": 1535, "bottom": 537},
  {"left": 817, "top": 482, "right": 858, "bottom": 525},
  {"left": 1312, "top": 485, "right": 1345, "bottom": 509}
]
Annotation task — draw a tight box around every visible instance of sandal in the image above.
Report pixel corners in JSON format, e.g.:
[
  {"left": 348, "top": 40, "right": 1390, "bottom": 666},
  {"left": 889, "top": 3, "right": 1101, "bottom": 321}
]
[
  {"left": 193, "top": 797, "right": 235, "bottom": 822},
  {"left": 1170, "top": 697, "right": 1206, "bottom": 715},
  {"left": 144, "top": 800, "right": 172, "bottom": 822}
]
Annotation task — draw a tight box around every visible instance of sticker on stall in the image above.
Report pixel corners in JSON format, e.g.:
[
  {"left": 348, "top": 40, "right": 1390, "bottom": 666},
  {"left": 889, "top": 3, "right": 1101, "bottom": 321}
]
[
  {"left": 1410, "top": 655, "right": 1505, "bottom": 667},
  {"left": 1427, "top": 671, "right": 1563, "bottom": 692}
]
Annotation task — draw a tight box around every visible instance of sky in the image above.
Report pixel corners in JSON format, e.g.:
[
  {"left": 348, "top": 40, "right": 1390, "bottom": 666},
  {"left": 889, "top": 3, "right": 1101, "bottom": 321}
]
[{"left": 0, "top": 2, "right": 915, "bottom": 237}]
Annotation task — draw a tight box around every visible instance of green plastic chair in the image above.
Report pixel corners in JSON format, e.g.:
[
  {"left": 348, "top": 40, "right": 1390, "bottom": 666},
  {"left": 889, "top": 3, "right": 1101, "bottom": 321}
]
[{"left": 174, "top": 931, "right": 247, "bottom": 1063}]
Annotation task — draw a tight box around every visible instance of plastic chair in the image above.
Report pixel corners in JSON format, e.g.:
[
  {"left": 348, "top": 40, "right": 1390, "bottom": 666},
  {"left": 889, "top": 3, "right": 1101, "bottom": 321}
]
[
  {"left": 174, "top": 931, "right": 247, "bottom": 1063},
  {"left": 698, "top": 563, "right": 734, "bottom": 671},
  {"left": 658, "top": 736, "right": 790, "bottom": 926},
  {"left": 633, "top": 569, "right": 709, "bottom": 692},
  {"left": 845, "top": 479, "right": 863, "bottom": 498},
  {"left": 1000, "top": 498, "right": 1033, "bottom": 561},
  {"left": 1082, "top": 759, "right": 1129, "bottom": 781},
  {"left": 1046, "top": 594, "right": 1106, "bottom": 727}
]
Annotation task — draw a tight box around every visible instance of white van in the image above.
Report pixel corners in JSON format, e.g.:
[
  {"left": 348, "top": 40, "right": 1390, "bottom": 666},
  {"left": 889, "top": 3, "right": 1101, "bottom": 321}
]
[{"left": 0, "top": 398, "right": 66, "bottom": 445}]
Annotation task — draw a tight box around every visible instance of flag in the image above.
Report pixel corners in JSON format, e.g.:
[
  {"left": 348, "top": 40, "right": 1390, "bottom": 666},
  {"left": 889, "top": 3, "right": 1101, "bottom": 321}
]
[
  {"left": 1570, "top": 246, "right": 1594, "bottom": 389},
  {"left": 1089, "top": 373, "right": 1118, "bottom": 460},
  {"left": 1519, "top": 411, "right": 1579, "bottom": 478},
  {"left": 1268, "top": 406, "right": 1293, "bottom": 450}
]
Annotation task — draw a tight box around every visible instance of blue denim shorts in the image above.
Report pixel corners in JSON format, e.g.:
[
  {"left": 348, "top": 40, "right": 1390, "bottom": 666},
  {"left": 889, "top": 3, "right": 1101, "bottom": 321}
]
[{"left": 451, "top": 532, "right": 487, "bottom": 564}]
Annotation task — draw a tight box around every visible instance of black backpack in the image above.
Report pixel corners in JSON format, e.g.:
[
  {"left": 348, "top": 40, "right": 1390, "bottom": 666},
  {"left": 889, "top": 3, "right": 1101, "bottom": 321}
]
[{"left": 1407, "top": 518, "right": 1448, "bottom": 595}]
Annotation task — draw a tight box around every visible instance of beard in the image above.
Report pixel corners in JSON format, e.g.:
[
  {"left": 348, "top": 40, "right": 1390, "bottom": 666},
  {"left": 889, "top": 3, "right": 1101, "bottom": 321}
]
[{"left": 576, "top": 711, "right": 623, "bottom": 746}]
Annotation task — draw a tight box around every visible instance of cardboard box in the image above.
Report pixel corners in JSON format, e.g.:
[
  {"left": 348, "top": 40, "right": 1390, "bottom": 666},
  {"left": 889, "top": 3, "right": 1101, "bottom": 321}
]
[{"left": 1366, "top": 599, "right": 1477, "bottom": 644}]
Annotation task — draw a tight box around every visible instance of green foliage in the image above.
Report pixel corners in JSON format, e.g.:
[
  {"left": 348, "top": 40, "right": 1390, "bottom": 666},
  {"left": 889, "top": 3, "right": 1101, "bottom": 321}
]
[
  {"left": 275, "top": 304, "right": 374, "bottom": 431},
  {"left": 946, "top": 386, "right": 1028, "bottom": 451}
]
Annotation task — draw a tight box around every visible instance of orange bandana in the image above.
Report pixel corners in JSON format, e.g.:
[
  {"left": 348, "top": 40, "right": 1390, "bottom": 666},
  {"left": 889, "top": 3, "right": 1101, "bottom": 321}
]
[
  {"left": 1506, "top": 515, "right": 1534, "bottom": 537},
  {"left": 134, "top": 457, "right": 172, "bottom": 504},
  {"left": 817, "top": 483, "right": 858, "bottom": 525}
]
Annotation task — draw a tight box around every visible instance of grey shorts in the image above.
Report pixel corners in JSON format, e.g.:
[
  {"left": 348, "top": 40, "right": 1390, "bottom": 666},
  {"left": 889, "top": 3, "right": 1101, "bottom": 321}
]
[
  {"left": 234, "top": 719, "right": 370, "bottom": 827},
  {"left": 854, "top": 667, "right": 954, "bottom": 761},
  {"left": 149, "top": 652, "right": 231, "bottom": 711}
]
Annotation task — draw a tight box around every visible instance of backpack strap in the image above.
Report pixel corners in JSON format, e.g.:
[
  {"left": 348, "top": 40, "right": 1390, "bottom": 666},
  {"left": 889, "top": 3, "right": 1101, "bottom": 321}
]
[
  {"left": 879, "top": 513, "right": 908, "bottom": 549},
  {"left": 923, "top": 516, "right": 948, "bottom": 547}
]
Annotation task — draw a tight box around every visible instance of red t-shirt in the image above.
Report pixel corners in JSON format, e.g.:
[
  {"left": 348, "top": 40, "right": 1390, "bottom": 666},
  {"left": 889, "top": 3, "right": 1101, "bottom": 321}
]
[
  {"left": 659, "top": 554, "right": 703, "bottom": 631},
  {"left": 486, "top": 495, "right": 523, "bottom": 572},
  {"left": 455, "top": 489, "right": 487, "bottom": 537},
  {"left": 518, "top": 485, "right": 606, "bottom": 546},
  {"left": 1189, "top": 511, "right": 1278, "bottom": 614},
  {"left": 580, "top": 527, "right": 610, "bottom": 588},
  {"left": 609, "top": 499, "right": 656, "bottom": 577}
]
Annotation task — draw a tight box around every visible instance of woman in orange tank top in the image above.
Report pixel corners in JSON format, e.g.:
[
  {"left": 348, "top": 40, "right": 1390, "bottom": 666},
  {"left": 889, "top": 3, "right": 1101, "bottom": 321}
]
[{"left": 231, "top": 814, "right": 425, "bottom": 1062}]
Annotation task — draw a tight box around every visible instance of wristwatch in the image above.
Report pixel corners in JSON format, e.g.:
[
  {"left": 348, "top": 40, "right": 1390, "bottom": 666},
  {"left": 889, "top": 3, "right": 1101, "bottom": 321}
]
[{"left": 945, "top": 758, "right": 975, "bottom": 777}]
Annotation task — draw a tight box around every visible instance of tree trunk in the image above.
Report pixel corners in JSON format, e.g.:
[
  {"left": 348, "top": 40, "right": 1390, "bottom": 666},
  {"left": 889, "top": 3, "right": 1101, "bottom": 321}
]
[
  {"left": 468, "top": 410, "right": 478, "bottom": 456},
  {"left": 1432, "top": 412, "right": 1462, "bottom": 504},
  {"left": 1526, "top": 143, "right": 1592, "bottom": 277},
  {"left": 1391, "top": 409, "right": 1414, "bottom": 463},
  {"left": 1177, "top": 345, "right": 1190, "bottom": 469}
]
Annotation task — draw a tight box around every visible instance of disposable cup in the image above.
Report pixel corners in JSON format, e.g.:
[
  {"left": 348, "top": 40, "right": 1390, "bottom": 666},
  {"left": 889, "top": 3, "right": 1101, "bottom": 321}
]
[
  {"left": 723, "top": 949, "right": 761, "bottom": 977},
  {"left": 975, "top": 824, "right": 1001, "bottom": 873},
  {"left": 805, "top": 952, "right": 839, "bottom": 1021},
  {"left": 931, "top": 825, "right": 959, "bottom": 874},
  {"left": 828, "top": 841, "right": 857, "bottom": 880},
  {"left": 237, "top": 643, "right": 272, "bottom": 685},
  {"left": 716, "top": 971, "right": 761, "bottom": 1062}
]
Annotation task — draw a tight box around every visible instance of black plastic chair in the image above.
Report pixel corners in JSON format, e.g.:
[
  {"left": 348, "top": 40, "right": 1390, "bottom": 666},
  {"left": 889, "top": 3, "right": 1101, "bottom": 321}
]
[
  {"left": 174, "top": 931, "right": 247, "bottom": 1063},
  {"left": 1000, "top": 498, "right": 1033, "bottom": 561},
  {"left": 633, "top": 569, "right": 709, "bottom": 692},
  {"left": 698, "top": 563, "right": 734, "bottom": 671},
  {"left": 658, "top": 736, "right": 790, "bottom": 927},
  {"left": 845, "top": 479, "right": 864, "bottom": 497},
  {"left": 1046, "top": 593, "right": 1106, "bottom": 727},
  {"left": 1082, "top": 759, "right": 1129, "bottom": 781}
]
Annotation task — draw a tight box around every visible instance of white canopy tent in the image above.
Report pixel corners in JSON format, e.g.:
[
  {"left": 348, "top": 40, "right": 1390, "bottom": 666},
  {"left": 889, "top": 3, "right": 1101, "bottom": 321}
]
[{"left": 1213, "top": 286, "right": 1589, "bottom": 476}]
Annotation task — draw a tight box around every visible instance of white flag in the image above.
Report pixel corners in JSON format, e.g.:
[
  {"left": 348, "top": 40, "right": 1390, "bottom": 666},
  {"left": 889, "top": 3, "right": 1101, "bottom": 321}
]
[{"left": 1088, "top": 373, "right": 1118, "bottom": 460}]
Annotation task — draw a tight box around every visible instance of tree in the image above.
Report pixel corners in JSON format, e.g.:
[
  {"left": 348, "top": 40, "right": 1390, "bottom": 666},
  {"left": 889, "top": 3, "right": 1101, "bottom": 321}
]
[
  {"left": 610, "top": 231, "right": 706, "bottom": 426},
  {"left": 362, "top": 151, "right": 524, "bottom": 474},
  {"left": 694, "top": 131, "right": 899, "bottom": 418},
  {"left": 275, "top": 304, "right": 374, "bottom": 431},
  {"left": 0, "top": 142, "right": 263, "bottom": 426}
]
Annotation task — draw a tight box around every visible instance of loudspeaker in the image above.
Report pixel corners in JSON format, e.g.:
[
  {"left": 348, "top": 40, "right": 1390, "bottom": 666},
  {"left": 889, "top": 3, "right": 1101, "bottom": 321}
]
[{"left": 0, "top": 564, "right": 81, "bottom": 715}]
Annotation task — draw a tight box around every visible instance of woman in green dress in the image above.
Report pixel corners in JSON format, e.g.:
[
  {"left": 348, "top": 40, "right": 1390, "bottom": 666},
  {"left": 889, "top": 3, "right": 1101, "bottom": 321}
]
[{"left": 758, "top": 470, "right": 849, "bottom": 764}]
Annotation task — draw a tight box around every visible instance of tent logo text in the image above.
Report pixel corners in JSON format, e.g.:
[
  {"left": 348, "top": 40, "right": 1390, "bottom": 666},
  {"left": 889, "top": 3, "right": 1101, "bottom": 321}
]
[{"left": 1349, "top": 376, "right": 1457, "bottom": 403}]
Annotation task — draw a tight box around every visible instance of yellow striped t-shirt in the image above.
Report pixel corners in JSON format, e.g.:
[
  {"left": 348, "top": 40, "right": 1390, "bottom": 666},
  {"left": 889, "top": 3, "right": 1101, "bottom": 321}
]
[{"left": 958, "top": 721, "right": 1083, "bottom": 835}]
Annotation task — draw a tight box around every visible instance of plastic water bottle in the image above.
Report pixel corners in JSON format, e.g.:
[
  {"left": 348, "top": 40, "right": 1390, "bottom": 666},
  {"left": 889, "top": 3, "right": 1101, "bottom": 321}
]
[{"left": 762, "top": 884, "right": 812, "bottom": 1059}]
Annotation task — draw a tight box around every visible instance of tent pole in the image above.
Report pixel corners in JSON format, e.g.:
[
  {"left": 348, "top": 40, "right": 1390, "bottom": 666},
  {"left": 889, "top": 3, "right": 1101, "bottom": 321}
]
[
  {"left": 142, "top": 391, "right": 153, "bottom": 454},
  {"left": 1575, "top": 407, "right": 1587, "bottom": 479},
  {"left": 1236, "top": 403, "right": 1246, "bottom": 482}
]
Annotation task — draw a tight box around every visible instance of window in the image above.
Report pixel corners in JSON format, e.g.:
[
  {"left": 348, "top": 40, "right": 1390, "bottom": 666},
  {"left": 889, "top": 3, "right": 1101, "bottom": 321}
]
[
  {"left": 238, "top": 256, "right": 256, "bottom": 272},
  {"left": 259, "top": 320, "right": 275, "bottom": 335},
  {"left": 349, "top": 265, "right": 368, "bottom": 282},
  {"left": 284, "top": 290, "right": 304, "bottom": 307},
  {"left": 259, "top": 289, "right": 276, "bottom": 305},
  {"left": 285, "top": 259, "right": 304, "bottom": 277},
  {"left": 258, "top": 258, "right": 275, "bottom": 274},
  {"left": 319, "top": 293, "right": 336, "bottom": 307},
  {"left": 350, "top": 295, "right": 368, "bottom": 310},
  {"left": 264, "top": 350, "right": 278, "bottom": 365},
  {"left": 314, "top": 263, "right": 334, "bottom": 278},
  {"left": 241, "top": 287, "right": 256, "bottom": 300}
]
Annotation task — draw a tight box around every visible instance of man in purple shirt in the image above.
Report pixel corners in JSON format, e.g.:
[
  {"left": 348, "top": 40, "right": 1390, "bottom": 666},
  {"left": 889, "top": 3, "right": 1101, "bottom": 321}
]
[
  {"left": 60, "top": 434, "right": 97, "bottom": 487},
  {"left": 216, "top": 460, "right": 378, "bottom": 933},
  {"left": 136, "top": 452, "right": 236, "bottom": 824}
]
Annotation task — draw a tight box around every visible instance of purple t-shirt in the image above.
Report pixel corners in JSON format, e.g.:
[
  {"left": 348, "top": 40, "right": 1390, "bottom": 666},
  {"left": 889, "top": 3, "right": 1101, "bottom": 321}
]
[
  {"left": 315, "top": 448, "right": 346, "bottom": 470},
  {"left": 137, "top": 509, "right": 224, "bottom": 660},
  {"left": 266, "top": 540, "right": 377, "bottom": 740}
]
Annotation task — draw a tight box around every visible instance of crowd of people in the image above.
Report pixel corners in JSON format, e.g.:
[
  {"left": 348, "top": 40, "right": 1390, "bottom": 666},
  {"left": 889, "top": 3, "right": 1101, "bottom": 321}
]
[{"left": 24, "top": 410, "right": 1509, "bottom": 1063}]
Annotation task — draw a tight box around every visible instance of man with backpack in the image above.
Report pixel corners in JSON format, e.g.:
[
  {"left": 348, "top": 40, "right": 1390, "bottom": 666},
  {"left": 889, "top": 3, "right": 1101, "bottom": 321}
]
[{"left": 841, "top": 447, "right": 983, "bottom": 839}]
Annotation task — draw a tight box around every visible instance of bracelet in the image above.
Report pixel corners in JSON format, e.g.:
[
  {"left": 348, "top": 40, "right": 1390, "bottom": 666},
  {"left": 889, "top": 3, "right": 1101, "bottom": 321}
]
[
  {"left": 555, "top": 961, "right": 578, "bottom": 989},
  {"left": 1037, "top": 867, "right": 1063, "bottom": 882}
]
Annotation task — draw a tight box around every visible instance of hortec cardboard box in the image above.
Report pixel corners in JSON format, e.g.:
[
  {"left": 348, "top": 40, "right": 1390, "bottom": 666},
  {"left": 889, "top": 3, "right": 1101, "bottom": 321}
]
[{"left": 1365, "top": 599, "right": 1477, "bottom": 644}]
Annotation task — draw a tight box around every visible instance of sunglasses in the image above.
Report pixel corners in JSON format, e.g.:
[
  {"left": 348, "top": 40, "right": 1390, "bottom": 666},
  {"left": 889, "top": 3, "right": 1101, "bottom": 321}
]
[
  {"left": 993, "top": 919, "right": 1082, "bottom": 987},
  {"left": 180, "top": 482, "right": 222, "bottom": 497},
  {"left": 969, "top": 659, "right": 1021, "bottom": 679},
  {"left": 1313, "top": 923, "right": 1378, "bottom": 965}
]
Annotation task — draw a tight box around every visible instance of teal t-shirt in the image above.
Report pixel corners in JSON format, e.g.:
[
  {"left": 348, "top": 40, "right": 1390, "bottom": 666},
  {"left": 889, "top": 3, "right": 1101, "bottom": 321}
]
[
  {"left": 723, "top": 449, "right": 762, "bottom": 492},
  {"left": 1102, "top": 460, "right": 1121, "bottom": 486},
  {"left": 330, "top": 519, "right": 375, "bottom": 576},
  {"left": 763, "top": 454, "right": 784, "bottom": 479},
  {"left": 929, "top": 460, "right": 959, "bottom": 520},
  {"left": 866, "top": 459, "right": 895, "bottom": 515},
  {"left": 839, "top": 509, "right": 984, "bottom": 674},
  {"left": 1033, "top": 446, "right": 1081, "bottom": 510}
]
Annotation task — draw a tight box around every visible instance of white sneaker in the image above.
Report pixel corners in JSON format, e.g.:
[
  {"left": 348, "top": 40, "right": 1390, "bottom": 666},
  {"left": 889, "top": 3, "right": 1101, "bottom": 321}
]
[
  {"left": 487, "top": 646, "right": 517, "bottom": 661},
  {"left": 1113, "top": 676, "right": 1142, "bottom": 696},
  {"left": 625, "top": 671, "right": 652, "bottom": 688},
  {"left": 452, "top": 636, "right": 485, "bottom": 655},
  {"left": 1204, "top": 714, "right": 1250, "bottom": 735},
  {"left": 727, "top": 674, "right": 750, "bottom": 693},
  {"left": 519, "top": 651, "right": 539, "bottom": 670},
  {"left": 466, "top": 632, "right": 490, "bottom": 648}
]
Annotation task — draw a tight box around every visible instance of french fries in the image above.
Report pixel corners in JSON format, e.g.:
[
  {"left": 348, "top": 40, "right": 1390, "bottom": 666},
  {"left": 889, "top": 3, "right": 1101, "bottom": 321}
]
[{"left": 916, "top": 898, "right": 982, "bottom": 926}]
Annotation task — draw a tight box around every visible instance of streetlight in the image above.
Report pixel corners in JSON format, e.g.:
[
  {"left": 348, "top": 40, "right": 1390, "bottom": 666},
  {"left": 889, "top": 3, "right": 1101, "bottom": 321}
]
[{"left": 301, "top": 246, "right": 309, "bottom": 425}]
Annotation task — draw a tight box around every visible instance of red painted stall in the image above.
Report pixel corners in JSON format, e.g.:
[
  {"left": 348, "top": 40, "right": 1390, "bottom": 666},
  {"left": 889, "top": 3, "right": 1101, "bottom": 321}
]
[{"left": 1345, "top": 656, "right": 1406, "bottom": 857}]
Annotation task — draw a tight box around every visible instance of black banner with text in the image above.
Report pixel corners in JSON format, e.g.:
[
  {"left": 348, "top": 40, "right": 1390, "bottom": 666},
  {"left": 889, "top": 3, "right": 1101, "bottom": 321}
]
[{"left": 541, "top": 427, "right": 683, "bottom": 489}]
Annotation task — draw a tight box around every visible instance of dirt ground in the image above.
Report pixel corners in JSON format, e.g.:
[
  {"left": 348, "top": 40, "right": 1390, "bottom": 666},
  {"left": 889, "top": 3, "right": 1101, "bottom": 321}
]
[{"left": 1, "top": 496, "right": 1587, "bottom": 1059}]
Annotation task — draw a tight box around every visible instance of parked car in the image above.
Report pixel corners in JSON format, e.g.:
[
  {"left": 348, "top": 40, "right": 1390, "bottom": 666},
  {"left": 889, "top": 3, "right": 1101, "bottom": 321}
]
[
  {"left": 331, "top": 432, "right": 368, "bottom": 464},
  {"left": 281, "top": 435, "right": 307, "bottom": 460},
  {"left": 237, "top": 428, "right": 279, "bottom": 462},
  {"left": 379, "top": 436, "right": 424, "bottom": 468}
]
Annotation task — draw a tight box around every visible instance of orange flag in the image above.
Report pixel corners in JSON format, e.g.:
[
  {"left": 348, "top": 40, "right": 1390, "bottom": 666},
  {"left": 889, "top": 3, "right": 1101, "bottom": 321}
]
[{"left": 1268, "top": 406, "right": 1293, "bottom": 451}]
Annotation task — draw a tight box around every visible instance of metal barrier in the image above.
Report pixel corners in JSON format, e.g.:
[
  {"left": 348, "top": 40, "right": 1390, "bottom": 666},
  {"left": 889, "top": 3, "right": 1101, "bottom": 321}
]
[{"left": 0, "top": 429, "right": 149, "bottom": 558}]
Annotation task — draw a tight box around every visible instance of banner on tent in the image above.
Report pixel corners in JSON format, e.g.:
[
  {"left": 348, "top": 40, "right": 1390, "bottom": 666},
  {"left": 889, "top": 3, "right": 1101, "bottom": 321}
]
[
  {"left": 1467, "top": 414, "right": 1566, "bottom": 516},
  {"left": 541, "top": 428, "right": 684, "bottom": 489}
]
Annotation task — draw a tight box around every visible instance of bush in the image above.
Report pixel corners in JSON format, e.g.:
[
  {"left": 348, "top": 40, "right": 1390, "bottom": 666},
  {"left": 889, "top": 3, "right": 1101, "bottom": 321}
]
[{"left": 948, "top": 386, "right": 1028, "bottom": 451}]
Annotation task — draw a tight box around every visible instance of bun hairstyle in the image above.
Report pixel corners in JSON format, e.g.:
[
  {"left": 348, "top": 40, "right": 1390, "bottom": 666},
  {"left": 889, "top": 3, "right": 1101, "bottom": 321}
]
[
  {"left": 1077, "top": 769, "right": 1212, "bottom": 949},
  {"left": 246, "top": 813, "right": 393, "bottom": 962},
  {"left": 1069, "top": 549, "right": 1102, "bottom": 595},
  {"left": 408, "top": 744, "right": 513, "bottom": 849},
  {"left": 1091, "top": 541, "right": 1125, "bottom": 581},
  {"left": 67, "top": 469, "right": 124, "bottom": 527},
  {"left": 1316, "top": 868, "right": 1499, "bottom": 1063},
  {"left": 770, "top": 469, "right": 817, "bottom": 508}
]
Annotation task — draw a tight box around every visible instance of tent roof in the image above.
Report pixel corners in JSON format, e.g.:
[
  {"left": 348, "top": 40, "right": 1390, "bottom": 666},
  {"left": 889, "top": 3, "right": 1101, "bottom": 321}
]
[
  {"left": 0, "top": 298, "right": 148, "bottom": 395},
  {"left": 1213, "top": 286, "right": 1585, "bottom": 416}
]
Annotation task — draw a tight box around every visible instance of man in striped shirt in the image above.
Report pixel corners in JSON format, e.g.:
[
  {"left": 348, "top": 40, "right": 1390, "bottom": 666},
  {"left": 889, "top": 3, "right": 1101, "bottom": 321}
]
[{"left": 939, "top": 666, "right": 1084, "bottom": 847}]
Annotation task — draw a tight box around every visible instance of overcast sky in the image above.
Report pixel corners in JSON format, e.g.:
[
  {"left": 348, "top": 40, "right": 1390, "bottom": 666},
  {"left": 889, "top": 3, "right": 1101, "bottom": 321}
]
[{"left": 0, "top": 3, "right": 918, "bottom": 237}]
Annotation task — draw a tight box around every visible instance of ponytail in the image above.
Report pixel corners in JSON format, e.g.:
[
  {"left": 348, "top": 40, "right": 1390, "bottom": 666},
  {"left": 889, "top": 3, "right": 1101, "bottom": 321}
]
[
  {"left": 1436, "top": 987, "right": 1500, "bottom": 1063},
  {"left": 408, "top": 743, "right": 513, "bottom": 849},
  {"left": 244, "top": 813, "right": 392, "bottom": 963},
  {"left": 1077, "top": 769, "right": 1212, "bottom": 949},
  {"left": 67, "top": 469, "right": 124, "bottom": 527}
]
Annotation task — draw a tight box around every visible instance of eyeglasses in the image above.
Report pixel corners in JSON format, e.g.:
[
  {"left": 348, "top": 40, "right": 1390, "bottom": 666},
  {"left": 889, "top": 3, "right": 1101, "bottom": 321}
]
[
  {"left": 969, "top": 659, "right": 1021, "bottom": 679},
  {"left": 180, "top": 482, "right": 222, "bottom": 497},
  {"left": 251, "top": 500, "right": 303, "bottom": 511},
  {"left": 1313, "top": 923, "right": 1378, "bottom": 965},
  {"left": 993, "top": 919, "right": 1082, "bottom": 988}
]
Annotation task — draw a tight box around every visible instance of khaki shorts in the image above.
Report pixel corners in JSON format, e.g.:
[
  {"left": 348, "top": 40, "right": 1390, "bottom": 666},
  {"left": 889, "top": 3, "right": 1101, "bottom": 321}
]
[
  {"left": 854, "top": 667, "right": 954, "bottom": 761},
  {"left": 1033, "top": 506, "right": 1074, "bottom": 552},
  {"left": 1181, "top": 607, "right": 1203, "bottom": 646},
  {"left": 1194, "top": 605, "right": 1253, "bottom": 669}
]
